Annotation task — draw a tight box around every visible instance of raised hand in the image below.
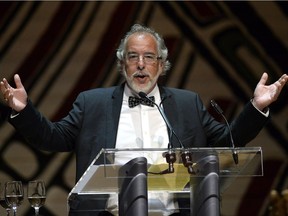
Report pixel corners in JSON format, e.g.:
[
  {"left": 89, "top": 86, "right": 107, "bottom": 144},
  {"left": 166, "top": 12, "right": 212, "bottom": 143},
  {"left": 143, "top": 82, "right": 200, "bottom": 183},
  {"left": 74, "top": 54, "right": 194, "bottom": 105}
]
[
  {"left": 0, "top": 74, "right": 28, "bottom": 112},
  {"left": 252, "top": 72, "right": 288, "bottom": 111}
]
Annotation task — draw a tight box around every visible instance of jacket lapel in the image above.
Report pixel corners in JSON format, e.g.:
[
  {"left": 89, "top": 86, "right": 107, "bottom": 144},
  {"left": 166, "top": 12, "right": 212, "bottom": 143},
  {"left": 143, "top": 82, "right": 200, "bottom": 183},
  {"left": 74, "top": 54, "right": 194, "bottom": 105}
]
[{"left": 104, "top": 84, "right": 124, "bottom": 149}]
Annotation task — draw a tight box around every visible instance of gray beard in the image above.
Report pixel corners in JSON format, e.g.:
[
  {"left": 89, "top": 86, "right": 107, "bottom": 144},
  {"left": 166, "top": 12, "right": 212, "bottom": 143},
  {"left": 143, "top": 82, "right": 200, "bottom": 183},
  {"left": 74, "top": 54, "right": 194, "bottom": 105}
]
[{"left": 123, "top": 70, "right": 159, "bottom": 94}]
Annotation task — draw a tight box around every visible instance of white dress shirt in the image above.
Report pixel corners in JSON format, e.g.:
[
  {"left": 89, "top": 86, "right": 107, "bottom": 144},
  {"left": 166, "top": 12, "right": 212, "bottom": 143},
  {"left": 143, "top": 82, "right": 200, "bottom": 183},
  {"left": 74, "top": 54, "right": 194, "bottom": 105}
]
[
  {"left": 115, "top": 84, "right": 168, "bottom": 161},
  {"left": 106, "top": 84, "right": 178, "bottom": 215}
]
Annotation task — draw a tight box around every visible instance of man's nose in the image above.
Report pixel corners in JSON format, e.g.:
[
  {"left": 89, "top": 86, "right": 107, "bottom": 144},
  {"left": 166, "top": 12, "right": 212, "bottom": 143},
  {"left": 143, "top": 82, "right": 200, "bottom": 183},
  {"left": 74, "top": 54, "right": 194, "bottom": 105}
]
[{"left": 137, "top": 56, "right": 145, "bottom": 70}]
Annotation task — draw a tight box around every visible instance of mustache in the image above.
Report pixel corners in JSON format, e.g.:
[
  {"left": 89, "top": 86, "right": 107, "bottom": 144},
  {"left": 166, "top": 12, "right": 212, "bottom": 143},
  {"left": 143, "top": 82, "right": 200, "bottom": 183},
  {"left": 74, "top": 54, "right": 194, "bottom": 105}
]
[{"left": 132, "top": 71, "right": 150, "bottom": 78}]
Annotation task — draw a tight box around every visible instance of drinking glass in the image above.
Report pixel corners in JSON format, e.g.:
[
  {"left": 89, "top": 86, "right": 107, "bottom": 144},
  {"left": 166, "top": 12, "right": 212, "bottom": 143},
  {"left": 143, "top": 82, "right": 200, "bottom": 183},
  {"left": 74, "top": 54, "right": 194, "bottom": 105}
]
[
  {"left": 27, "top": 180, "right": 46, "bottom": 216},
  {"left": 5, "top": 181, "right": 24, "bottom": 216},
  {"left": 0, "top": 182, "right": 10, "bottom": 215}
]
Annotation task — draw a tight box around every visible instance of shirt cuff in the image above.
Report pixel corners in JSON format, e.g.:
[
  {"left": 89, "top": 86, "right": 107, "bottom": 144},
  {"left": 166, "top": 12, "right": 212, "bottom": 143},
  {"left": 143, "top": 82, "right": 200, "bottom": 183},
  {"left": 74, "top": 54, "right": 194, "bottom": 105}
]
[
  {"left": 10, "top": 110, "right": 20, "bottom": 119},
  {"left": 251, "top": 100, "right": 269, "bottom": 117}
]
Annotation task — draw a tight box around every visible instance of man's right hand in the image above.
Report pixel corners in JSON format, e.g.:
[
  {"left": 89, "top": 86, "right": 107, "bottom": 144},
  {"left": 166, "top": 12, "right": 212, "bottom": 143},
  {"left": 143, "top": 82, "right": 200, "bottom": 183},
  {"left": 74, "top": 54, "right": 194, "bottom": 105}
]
[{"left": 0, "top": 74, "right": 28, "bottom": 112}]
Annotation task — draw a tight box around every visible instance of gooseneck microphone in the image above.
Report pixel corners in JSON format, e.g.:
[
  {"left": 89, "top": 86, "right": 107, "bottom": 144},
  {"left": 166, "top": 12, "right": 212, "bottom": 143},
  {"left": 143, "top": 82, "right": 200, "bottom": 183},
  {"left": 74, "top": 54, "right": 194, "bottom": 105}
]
[
  {"left": 210, "top": 100, "right": 238, "bottom": 164},
  {"left": 138, "top": 92, "right": 184, "bottom": 148},
  {"left": 139, "top": 91, "right": 184, "bottom": 173},
  {"left": 138, "top": 92, "right": 196, "bottom": 174},
  {"left": 139, "top": 92, "right": 174, "bottom": 147}
]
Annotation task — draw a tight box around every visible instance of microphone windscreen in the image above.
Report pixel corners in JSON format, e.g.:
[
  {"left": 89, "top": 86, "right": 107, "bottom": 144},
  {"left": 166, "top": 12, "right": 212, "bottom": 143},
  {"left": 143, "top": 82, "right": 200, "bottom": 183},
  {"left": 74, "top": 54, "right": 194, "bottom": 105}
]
[{"left": 138, "top": 91, "right": 147, "bottom": 98}]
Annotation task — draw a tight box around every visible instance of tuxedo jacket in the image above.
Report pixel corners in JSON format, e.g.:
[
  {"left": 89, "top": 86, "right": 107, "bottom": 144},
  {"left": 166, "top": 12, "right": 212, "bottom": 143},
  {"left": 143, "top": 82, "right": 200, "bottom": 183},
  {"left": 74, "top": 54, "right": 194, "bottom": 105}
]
[{"left": 9, "top": 84, "right": 269, "bottom": 182}]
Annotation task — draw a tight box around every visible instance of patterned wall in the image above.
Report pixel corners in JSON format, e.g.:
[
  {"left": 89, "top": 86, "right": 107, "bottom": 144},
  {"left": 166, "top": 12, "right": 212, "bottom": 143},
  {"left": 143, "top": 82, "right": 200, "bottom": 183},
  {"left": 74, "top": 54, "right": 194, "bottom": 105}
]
[{"left": 0, "top": 1, "right": 287, "bottom": 215}]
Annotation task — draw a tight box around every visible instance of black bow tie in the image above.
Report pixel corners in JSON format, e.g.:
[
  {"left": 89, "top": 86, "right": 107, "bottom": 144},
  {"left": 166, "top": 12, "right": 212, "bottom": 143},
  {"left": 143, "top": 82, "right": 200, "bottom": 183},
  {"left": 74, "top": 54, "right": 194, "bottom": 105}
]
[{"left": 128, "top": 96, "right": 155, "bottom": 108}]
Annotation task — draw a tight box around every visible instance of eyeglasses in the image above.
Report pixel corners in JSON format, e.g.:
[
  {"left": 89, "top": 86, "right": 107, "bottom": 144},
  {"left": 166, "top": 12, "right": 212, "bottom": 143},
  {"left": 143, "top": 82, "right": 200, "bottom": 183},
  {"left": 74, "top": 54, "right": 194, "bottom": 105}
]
[{"left": 125, "top": 53, "right": 162, "bottom": 64}]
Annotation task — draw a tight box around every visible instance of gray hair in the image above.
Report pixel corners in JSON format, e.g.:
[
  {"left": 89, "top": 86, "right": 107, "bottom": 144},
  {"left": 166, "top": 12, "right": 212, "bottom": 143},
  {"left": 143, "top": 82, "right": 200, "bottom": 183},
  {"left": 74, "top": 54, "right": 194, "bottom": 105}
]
[{"left": 116, "top": 24, "right": 171, "bottom": 75}]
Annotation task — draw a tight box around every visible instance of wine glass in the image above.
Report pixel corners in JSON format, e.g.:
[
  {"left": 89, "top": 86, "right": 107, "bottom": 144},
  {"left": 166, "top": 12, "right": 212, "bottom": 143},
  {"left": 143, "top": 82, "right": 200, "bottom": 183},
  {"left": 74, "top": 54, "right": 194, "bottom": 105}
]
[
  {"left": 27, "top": 180, "right": 46, "bottom": 216},
  {"left": 0, "top": 182, "right": 10, "bottom": 215},
  {"left": 5, "top": 181, "right": 24, "bottom": 216}
]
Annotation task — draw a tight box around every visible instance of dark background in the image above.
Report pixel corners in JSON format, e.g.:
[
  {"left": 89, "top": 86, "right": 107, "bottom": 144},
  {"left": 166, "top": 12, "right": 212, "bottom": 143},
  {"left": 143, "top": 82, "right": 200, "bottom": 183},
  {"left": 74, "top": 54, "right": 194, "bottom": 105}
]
[{"left": 0, "top": 1, "right": 287, "bottom": 215}]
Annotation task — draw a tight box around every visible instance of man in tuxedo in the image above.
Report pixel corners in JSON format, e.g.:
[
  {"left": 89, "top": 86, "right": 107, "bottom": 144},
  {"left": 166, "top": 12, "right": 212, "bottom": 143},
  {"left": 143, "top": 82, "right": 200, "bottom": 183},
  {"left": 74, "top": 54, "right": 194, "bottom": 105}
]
[{"left": 1, "top": 24, "right": 288, "bottom": 215}]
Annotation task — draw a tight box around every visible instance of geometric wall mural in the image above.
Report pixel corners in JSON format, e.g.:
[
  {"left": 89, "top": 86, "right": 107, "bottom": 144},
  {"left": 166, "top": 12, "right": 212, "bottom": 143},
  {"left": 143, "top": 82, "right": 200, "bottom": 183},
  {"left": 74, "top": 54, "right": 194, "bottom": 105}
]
[{"left": 1, "top": 1, "right": 287, "bottom": 215}]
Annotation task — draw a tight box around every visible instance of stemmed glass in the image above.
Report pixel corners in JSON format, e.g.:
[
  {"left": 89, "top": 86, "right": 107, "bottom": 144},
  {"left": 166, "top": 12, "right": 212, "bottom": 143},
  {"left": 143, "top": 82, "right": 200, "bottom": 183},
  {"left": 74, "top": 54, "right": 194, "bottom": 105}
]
[
  {"left": 27, "top": 180, "right": 46, "bottom": 216},
  {"left": 5, "top": 181, "right": 24, "bottom": 216},
  {"left": 0, "top": 182, "right": 11, "bottom": 215}
]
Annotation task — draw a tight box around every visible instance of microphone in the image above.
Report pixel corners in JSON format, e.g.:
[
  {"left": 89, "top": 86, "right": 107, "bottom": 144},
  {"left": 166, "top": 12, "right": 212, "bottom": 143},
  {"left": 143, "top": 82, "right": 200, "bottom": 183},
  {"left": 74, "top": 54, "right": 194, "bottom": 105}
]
[
  {"left": 138, "top": 92, "right": 196, "bottom": 174},
  {"left": 210, "top": 100, "right": 238, "bottom": 164},
  {"left": 138, "top": 91, "right": 180, "bottom": 173}
]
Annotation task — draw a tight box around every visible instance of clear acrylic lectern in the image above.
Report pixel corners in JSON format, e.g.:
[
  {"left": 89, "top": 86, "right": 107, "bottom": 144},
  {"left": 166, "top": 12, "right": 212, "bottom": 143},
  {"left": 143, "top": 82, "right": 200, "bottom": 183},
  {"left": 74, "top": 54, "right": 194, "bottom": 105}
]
[{"left": 68, "top": 147, "right": 263, "bottom": 216}]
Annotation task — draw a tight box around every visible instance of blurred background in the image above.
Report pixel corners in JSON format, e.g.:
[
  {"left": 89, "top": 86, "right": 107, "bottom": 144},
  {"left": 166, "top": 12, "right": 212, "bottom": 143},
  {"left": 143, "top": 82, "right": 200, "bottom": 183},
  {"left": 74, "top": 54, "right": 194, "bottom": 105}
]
[{"left": 0, "top": 1, "right": 287, "bottom": 215}]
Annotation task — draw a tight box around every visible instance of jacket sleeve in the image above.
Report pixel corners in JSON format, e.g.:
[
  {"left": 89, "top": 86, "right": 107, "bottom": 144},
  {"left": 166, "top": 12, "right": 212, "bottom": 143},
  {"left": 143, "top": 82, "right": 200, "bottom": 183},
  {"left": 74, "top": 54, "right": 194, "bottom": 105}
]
[{"left": 8, "top": 96, "right": 84, "bottom": 152}]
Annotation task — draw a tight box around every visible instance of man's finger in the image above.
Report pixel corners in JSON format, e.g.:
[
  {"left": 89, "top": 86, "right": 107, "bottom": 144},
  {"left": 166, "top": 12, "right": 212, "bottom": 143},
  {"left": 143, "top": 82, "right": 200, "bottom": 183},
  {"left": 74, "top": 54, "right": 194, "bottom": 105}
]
[
  {"left": 14, "top": 74, "right": 24, "bottom": 89},
  {"left": 258, "top": 72, "right": 268, "bottom": 85}
]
